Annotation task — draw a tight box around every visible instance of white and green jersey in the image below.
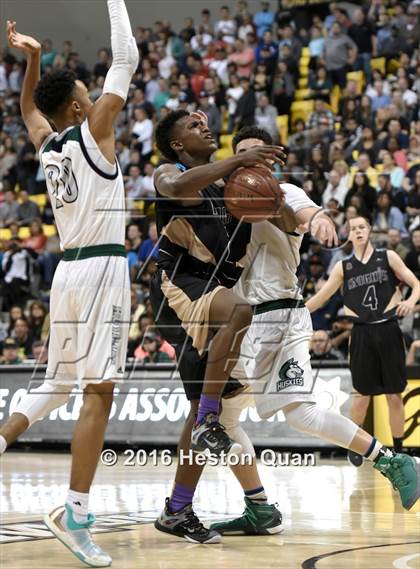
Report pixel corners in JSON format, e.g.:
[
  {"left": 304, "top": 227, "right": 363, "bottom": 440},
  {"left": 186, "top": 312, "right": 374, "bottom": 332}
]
[
  {"left": 39, "top": 119, "right": 125, "bottom": 250},
  {"left": 233, "top": 183, "right": 319, "bottom": 304}
]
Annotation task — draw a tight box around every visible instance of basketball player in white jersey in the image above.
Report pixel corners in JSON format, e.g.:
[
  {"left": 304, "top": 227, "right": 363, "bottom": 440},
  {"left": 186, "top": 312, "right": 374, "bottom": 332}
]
[
  {"left": 0, "top": 3, "right": 138, "bottom": 566},
  {"left": 209, "top": 127, "right": 419, "bottom": 534}
]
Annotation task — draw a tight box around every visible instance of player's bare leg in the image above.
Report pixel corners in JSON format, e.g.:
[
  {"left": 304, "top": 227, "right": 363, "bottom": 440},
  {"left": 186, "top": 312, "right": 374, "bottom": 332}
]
[
  {"left": 69, "top": 382, "right": 115, "bottom": 491},
  {"left": 0, "top": 414, "right": 29, "bottom": 452},
  {"left": 347, "top": 394, "right": 371, "bottom": 466},
  {"left": 44, "top": 382, "right": 115, "bottom": 567},
  {"left": 191, "top": 289, "right": 252, "bottom": 456},
  {"left": 385, "top": 393, "right": 405, "bottom": 452},
  {"left": 349, "top": 393, "right": 371, "bottom": 426}
]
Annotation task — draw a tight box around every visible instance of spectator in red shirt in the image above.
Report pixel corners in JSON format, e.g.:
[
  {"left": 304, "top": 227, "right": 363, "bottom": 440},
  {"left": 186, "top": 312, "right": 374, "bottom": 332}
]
[{"left": 24, "top": 219, "right": 47, "bottom": 253}]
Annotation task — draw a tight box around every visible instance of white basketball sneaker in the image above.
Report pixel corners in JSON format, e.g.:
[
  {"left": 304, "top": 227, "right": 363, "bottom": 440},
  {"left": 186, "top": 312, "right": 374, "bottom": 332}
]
[{"left": 44, "top": 504, "right": 112, "bottom": 567}]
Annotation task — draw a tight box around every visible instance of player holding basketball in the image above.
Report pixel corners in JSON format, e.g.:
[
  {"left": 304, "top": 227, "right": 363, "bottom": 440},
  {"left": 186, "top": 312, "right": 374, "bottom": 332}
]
[
  {"left": 151, "top": 110, "right": 286, "bottom": 460},
  {"left": 306, "top": 215, "right": 420, "bottom": 465},
  {"left": 0, "top": 2, "right": 138, "bottom": 566},
  {"left": 150, "top": 110, "right": 286, "bottom": 542},
  {"left": 209, "top": 127, "right": 420, "bottom": 534}
]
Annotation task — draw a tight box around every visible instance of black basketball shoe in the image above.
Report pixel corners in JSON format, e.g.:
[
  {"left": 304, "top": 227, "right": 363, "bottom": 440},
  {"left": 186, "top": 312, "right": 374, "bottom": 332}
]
[
  {"left": 191, "top": 413, "right": 242, "bottom": 456},
  {"left": 154, "top": 498, "right": 222, "bottom": 544}
]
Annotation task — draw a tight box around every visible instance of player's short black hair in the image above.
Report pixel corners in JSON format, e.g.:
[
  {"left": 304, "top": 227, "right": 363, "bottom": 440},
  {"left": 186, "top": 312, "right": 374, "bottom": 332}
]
[
  {"left": 155, "top": 110, "right": 189, "bottom": 162},
  {"left": 232, "top": 126, "right": 273, "bottom": 153},
  {"left": 34, "top": 69, "right": 78, "bottom": 117}
]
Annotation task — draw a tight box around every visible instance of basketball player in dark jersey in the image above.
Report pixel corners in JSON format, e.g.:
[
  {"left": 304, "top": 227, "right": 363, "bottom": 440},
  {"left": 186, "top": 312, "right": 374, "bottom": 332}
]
[
  {"left": 307, "top": 215, "right": 420, "bottom": 465},
  {"left": 150, "top": 109, "right": 285, "bottom": 542}
]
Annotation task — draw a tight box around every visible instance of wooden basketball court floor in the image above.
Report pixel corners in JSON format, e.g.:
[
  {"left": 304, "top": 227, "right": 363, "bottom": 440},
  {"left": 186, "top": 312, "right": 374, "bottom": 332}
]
[{"left": 1, "top": 452, "right": 419, "bottom": 569}]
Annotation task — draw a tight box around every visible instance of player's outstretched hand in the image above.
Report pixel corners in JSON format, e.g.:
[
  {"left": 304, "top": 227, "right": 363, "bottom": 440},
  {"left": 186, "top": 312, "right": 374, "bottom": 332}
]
[
  {"left": 396, "top": 299, "right": 417, "bottom": 318},
  {"left": 238, "top": 145, "right": 287, "bottom": 168},
  {"left": 312, "top": 215, "right": 338, "bottom": 248},
  {"left": 6, "top": 21, "right": 41, "bottom": 55},
  {"left": 300, "top": 214, "right": 338, "bottom": 248}
]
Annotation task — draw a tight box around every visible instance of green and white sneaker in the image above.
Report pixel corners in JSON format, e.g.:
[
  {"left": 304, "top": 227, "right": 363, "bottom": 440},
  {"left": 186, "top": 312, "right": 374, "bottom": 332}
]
[
  {"left": 44, "top": 504, "right": 112, "bottom": 567},
  {"left": 209, "top": 498, "right": 283, "bottom": 535},
  {"left": 374, "top": 453, "right": 420, "bottom": 510}
]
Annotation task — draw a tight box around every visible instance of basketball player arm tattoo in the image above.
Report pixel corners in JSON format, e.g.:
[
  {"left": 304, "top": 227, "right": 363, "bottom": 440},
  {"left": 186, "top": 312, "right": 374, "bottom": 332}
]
[
  {"left": 88, "top": 0, "right": 139, "bottom": 158},
  {"left": 386, "top": 250, "right": 420, "bottom": 317},
  {"left": 155, "top": 146, "right": 286, "bottom": 200},
  {"left": 305, "top": 261, "right": 344, "bottom": 313},
  {"left": 6, "top": 21, "right": 53, "bottom": 151}
]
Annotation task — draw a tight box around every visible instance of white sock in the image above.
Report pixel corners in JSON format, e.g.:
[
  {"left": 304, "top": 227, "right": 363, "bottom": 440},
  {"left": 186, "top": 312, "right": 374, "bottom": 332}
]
[
  {"left": 65, "top": 489, "right": 89, "bottom": 524},
  {"left": 0, "top": 435, "right": 7, "bottom": 454},
  {"left": 245, "top": 487, "right": 268, "bottom": 504},
  {"left": 363, "top": 438, "right": 393, "bottom": 462}
]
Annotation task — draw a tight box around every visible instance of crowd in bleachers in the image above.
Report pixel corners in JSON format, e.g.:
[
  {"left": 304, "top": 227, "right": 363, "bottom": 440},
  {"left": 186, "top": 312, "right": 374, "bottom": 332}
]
[{"left": 0, "top": 0, "right": 419, "bottom": 365}]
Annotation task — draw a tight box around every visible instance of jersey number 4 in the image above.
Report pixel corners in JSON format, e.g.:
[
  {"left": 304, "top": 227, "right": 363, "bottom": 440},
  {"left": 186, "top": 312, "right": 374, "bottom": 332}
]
[
  {"left": 45, "top": 157, "right": 79, "bottom": 209},
  {"left": 362, "top": 285, "right": 378, "bottom": 311}
]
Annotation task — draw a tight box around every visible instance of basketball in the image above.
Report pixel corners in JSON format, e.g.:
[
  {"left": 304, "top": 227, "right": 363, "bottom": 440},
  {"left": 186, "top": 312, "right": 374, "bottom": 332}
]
[{"left": 224, "top": 166, "right": 283, "bottom": 223}]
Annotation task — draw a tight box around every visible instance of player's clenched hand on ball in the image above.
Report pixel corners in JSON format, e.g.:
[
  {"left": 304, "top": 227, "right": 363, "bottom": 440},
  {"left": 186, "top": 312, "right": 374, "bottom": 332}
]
[{"left": 238, "top": 145, "right": 287, "bottom": 168}]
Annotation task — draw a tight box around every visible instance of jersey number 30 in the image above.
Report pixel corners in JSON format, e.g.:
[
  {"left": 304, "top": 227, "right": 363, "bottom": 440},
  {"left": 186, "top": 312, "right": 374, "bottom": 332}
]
[
  {"left": 45, "top": 157, "right": 79, "bottom": 209},
  {"left": 362, "top": 285, "right": 378, "bottom": 311}
]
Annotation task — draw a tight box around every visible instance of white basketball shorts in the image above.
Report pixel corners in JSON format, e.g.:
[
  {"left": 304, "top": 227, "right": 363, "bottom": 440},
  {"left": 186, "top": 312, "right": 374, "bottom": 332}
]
[
  {"left": 239, "top": 306, "right": 316, "bottom": 419},
  {"left": 45, "top": 255, "right": 130, "bottom": 386}
]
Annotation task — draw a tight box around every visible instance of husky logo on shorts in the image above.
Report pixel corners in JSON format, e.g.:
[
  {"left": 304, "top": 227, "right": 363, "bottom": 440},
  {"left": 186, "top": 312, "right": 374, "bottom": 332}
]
[{"left": 276, "top": 358, "right": 304, "bottom": 391}]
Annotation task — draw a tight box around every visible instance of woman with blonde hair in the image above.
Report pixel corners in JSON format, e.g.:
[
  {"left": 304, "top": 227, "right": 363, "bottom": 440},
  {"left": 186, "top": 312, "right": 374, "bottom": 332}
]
[{"left": 332, "top": 159, "right": 350, "bottom": 190}]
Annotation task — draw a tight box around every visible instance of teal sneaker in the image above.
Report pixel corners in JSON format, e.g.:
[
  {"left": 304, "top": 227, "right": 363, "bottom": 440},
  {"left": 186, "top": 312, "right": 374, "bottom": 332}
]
[
  {"left": 44, "top": 504, "right": 112, "bottom": 567},
  {"left": 374, "top": 453, "right": 420, "bottom": 510},
  {"left": 209, "top": 498, "right": 283, "bottom": 535}
]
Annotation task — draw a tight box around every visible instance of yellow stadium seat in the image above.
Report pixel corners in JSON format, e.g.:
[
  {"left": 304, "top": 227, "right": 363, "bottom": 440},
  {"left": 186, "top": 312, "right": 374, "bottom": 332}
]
[
  {"left": 330, "top": 84, "right": 341, "bottom": 114},
  {"left": 222, "top": 114, "right": 229, "bottom": 132},
  {"left": 276, "top": 115, "right": 289, "bottom": 144},
  {"left": 370, "top": 57, "right": 386, "bottom": 75},
  {"left": 299, "top": 66, "right": 309, "bottom": 77},
  {"left": 299, "top": 56, "right": 310, "bottom": 67},
  {"left": 346, "top": 71, "right": 365, "bottom": 95},
  {"left": 294, "top": 89, "right": 311, "bottom": 101},
  {"left": 0, "top": 229, "right": 11, "bottom": 240},
  {"left": 219, "top": 134, "right": 233, "bottom": 149},
  {"left": 407, "top": 159, "right": 420, "bottom": 170},
  {"left": 132, "top": 200, "right": 145, "bottom": 212},
  {"left": 291, "top": 100, "right": 314, "bottom": 124},
  {"left": 302, "top": 47, "right": 310, "bottom": 58},
  {"left": 387, "top": 58, "right": 399, "bottom": 73},
  {"left": 19, "top": 227, "right": 30, "bottom": 239},
  {"left": 29, "top": 194, "right": 48, "bottom": 211},
  {"left": 151, "top": 154, "right": 159, "bottom": 166},
  {"left": 215, "top": 148, "right": 233, "bottom": 161},
  {"left": 43, "top": 225, "right": 57, "bottom": 237},
  {"left": 298, "top": 77, "right": 308, "bottom": 88},
  {"left": 146, "top": 202, "right": 156, "bottom": 219}
]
